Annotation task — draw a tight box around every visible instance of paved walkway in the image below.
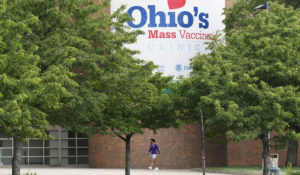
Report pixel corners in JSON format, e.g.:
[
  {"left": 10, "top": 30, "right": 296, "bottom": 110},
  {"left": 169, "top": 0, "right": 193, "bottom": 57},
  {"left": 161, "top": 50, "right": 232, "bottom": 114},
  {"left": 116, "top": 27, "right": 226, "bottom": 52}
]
[{"left": 0, "top": 168, "right": 229, "bottom": 175}]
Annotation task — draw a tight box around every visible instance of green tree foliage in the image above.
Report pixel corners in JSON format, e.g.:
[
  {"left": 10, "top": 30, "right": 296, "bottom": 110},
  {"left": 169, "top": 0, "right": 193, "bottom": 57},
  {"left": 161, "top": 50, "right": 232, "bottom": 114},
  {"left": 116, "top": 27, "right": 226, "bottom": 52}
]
[
  {"left": 0, "top": 0, "right": 48, "bottom": 144},
  {"left": 15, "top": 1, "right": 179, "bottom": 175},
  {"left": 63, "top": 7, "right": 180, "bottom": 170},
  {"left": 64, "top": 3, "right": 180, "bottom": 174},
  {"left": 2, "top": 0, "right": 113, "bottom": 173},
  {"left": 103, "top": 64, "right": 178, "bottom": 175},
  {"left": 11, "top": 0, "right": 105, "bottom": 127},
  {"left": 226, "top": 0, "right": 300, "bottom": 167},
  {"left": 177, "top": 2, "right": 300, "bottom": 175},
  {"left": 0, "top": 1, "right": 77, "bottom": 175},
  {"left": 6, "top": 0, "right": 118, "bottom": 134},
  {"left": 225, "top": 0, "right": 300, "bottom": 33},
  {"left": 58, "top": 3, "right": 146, "bottom": 135},
  {"left": 0, "top": 1, "right": 175, "bottom": 175}
]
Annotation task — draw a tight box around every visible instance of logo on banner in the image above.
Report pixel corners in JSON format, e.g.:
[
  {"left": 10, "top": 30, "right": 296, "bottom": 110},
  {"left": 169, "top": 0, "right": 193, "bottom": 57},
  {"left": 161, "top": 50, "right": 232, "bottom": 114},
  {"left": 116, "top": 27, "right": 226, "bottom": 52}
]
[{"left": 168, "top": 0, "right": 186, "bottom": 9}]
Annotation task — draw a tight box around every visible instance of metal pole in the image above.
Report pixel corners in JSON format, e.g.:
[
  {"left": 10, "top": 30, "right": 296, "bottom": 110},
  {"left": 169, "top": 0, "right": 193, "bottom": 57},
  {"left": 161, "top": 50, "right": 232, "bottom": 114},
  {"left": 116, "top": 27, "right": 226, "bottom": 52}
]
[
  {"left": 268, "top": 132, "right": 270, "bottom": 150},
  {"left": 200, "top": 110, "right": 206, "bottom": 175},
  {"left": 58, "top": 129, "right": 62, "bottom": 166}
]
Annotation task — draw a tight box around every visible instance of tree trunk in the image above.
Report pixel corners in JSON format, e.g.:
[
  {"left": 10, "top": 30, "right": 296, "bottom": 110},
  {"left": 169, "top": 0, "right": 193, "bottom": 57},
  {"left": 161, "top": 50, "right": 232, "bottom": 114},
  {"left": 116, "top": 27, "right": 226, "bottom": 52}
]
[
  {"left": 260, "top": 132, "right": 271, "bottom": 175},
  {"left": 286, "top": 139, "right": 298, "bottom": 166},
  {"left": 12, "top": 138, "right": 22, "bottom": 175},
  {"left": 125, "top": 134, "right": 131, "bottom": 175}
]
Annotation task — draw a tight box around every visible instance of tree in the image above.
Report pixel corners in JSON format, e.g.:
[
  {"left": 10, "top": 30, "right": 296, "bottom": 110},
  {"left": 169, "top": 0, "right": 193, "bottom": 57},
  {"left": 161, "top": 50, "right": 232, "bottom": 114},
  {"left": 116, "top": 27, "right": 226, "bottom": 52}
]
[
  {"left": 20, "top": 1, "right": 180, "bottom": 175},
  {"left": 66, "top": 48, "right": 179, "bottom": 175},
  {"left": 177, "top": 2, "right": 300, "bottom": 175},
  {"left": 66, "top": 42, "right": 179, "bottom": 175},
  {"left": 0, "top": 1, "right": 75, "bottom": 175},
  {"left": 16, "top": 0, "right": 111, "bottom": 130},
  {"left": 68, "top": 3, "right": 181, "bottom": 174},
  {"left": 2, "top": 1, "right": 135, "bottom": 174},
  {"left": 226, "top": 0, "right": 300, "bottom": 167},
  {"left": 0, "top": 3, "right": 47, "bottom": 174},
  {"left": 104, "top": 65, "right": 179, "bottom": 175}
]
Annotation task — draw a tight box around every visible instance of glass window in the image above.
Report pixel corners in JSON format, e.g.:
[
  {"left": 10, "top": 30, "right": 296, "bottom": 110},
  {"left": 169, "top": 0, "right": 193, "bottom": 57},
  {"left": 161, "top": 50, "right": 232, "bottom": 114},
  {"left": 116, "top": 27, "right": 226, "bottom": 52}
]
[
  {"left": 30, "top": 148, "right": 43, "bottom": 156},
  {"left": 68, "top": 157, "right": 76, "bottom": 165},
  {"left": 78, "top": 157, "right": 88, "bottom": 164},
  {"left": 29, "top": 157, "right": 43, "bottom": 165},
  {"left": 29, "top": 140, "right": 43, "bottom": 147},
  {"left": 0, "top": 130, "right": 88, "bottom": 166},
  {"left": 68, "top": 140, "right": 76, "bottom": 147},
  {"left": 78, "top": 148, "right": 88, "bottom": 156},
  {"left": 78, "top": 139, "right": 88, "bottom": 147}
]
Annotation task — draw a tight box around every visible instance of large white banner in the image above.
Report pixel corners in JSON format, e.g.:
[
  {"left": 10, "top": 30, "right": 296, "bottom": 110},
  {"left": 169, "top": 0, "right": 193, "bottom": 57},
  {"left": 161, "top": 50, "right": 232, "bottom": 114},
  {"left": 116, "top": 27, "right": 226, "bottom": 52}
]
[{"left": 111, "top": 0, "right": 225, "bottom": 78}]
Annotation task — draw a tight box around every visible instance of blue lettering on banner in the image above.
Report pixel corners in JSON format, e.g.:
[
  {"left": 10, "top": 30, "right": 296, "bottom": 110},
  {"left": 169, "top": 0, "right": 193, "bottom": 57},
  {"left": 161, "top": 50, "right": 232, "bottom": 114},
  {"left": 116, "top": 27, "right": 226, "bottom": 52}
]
[
  {"left": 148, "top": 5, "right": 167, "bottom": 27},
  {"left": 168, "top": 12, "right": 177, "bottom": 27},
  {"left": 184, "top": 65, "right": 190, "bottom": 70},
  {"left": 199, "top": 13, "right": 209, "bottom": 29},
  {"left": 127, "top": 6, "right": 147, "bottom": 28},
  {"left": 147, "top": 43, "right": 204, "bottom": 52},
  {"left": 127, "top": 5, "right": 210, "bottom": 29},
  {"left": 160, "top": 44, "right": 166, "bottom": 51},
  {"left": 176, "top": 64, "right": 182, "bottom": 71},
  {"left": 178, "top": 43, "right": 184, "bottom": 50},
  {"left": 148, "top": 44, "right": 155, "bottom": 51},
  {"left": 177, "top": 11, "right": 193, "bottom": 28}
]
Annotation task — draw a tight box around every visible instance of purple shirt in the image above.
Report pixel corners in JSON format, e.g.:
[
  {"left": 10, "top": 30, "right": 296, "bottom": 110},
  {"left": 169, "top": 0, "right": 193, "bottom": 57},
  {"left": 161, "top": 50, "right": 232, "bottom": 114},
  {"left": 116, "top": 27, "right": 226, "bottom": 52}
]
[{"left": 148, "top": 144, "right": 160, "bottom": 154}]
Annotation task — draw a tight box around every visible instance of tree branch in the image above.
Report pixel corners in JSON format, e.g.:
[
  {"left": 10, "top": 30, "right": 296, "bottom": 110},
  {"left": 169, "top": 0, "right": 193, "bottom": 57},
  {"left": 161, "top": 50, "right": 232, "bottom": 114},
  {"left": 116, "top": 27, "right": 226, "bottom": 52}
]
[
  {"left": 111, "top": 127, "right": 126, "bottom": 141},
  {"left": 118, "top": 135, "right": 126, "bottom": 141}
]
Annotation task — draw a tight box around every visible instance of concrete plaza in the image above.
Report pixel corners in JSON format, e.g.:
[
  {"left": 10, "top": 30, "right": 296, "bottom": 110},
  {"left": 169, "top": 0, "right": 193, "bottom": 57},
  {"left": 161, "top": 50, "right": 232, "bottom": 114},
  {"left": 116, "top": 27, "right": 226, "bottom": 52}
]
[{"left": 0, "top": 168, "right": 229, "bottom": 175}]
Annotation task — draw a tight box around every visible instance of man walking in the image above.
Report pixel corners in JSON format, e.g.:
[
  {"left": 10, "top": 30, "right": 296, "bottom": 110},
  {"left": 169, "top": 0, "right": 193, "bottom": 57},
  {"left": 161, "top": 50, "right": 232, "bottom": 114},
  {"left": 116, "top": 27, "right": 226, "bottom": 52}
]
[{"left": 148, "top": 138, "right": 160, "bottom": 170}]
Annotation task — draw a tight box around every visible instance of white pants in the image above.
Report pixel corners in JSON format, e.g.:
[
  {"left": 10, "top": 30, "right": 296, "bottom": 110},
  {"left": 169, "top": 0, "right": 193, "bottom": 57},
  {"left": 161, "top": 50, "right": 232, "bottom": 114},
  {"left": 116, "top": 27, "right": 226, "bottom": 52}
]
[{"left": 151, "top": 154, "right": 157, "bottom": 159}]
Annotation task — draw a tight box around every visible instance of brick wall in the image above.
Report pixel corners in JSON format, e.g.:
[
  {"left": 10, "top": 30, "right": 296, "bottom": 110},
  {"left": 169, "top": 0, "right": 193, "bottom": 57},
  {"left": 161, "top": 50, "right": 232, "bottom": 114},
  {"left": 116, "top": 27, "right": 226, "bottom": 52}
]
[
  {"left": 89, "top": 123, "right": 300, "bottom": 168},
  {"left": 227, "top": 139, "right": 300, "bottom": 167},
  {"left": 227, "top": 140, "right": 263, "bottom": 166},
  {"left": 92, "top": 0, "right": 110, "bottom": 18},
  {"left": 89, "top": 123, "right": 227, "bottom": 168}
]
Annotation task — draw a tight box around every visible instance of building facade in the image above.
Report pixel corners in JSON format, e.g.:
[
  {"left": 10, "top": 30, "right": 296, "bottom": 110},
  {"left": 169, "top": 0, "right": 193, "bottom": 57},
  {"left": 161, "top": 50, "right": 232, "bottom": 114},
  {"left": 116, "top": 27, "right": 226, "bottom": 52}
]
[
  {"left": 89, "top": 123, "right": 300, "bottom": 168},
  {"left": 1, "top": 0, "right": 299, "bottom": 169},
  {"left": 1, "top": 123, "right": 299, "bottom": 168}
]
